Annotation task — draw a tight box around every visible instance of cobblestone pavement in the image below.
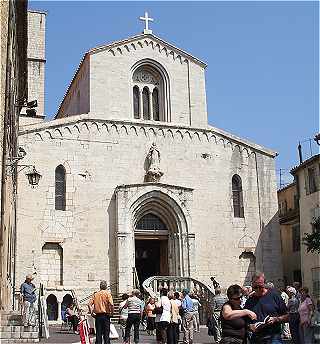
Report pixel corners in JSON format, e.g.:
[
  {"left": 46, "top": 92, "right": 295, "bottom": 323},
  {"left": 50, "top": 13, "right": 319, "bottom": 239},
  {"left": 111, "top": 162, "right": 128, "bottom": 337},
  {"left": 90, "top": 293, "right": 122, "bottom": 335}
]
[{"left": 41, "top": 325, "right": 293, "bottom": 344}]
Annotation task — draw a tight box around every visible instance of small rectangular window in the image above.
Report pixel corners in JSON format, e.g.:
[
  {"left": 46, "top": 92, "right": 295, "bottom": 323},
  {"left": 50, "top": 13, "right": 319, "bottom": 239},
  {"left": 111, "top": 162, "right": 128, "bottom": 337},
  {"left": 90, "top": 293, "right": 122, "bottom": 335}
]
[
  {"left": 293, "top": 270, "right": 302, "bottom": 284},
  {"left": 308, "top": 167, "right": 318, "bottom": 194}
]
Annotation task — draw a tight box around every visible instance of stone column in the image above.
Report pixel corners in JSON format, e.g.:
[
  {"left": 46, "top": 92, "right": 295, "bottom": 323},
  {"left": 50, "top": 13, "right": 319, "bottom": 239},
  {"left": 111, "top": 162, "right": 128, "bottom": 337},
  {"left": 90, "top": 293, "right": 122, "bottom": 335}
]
[
  {"left": 117, "top": 232, "right": 135, "bottom": 293},
  {"left": 57, "top": 301, "right": 62, "bottom": 322},
  {"left": 148, "top": 88, "right": 153, "bottom": 120},
  {"left": 139, "top": 87, "right": 143, "bottom": 118}
]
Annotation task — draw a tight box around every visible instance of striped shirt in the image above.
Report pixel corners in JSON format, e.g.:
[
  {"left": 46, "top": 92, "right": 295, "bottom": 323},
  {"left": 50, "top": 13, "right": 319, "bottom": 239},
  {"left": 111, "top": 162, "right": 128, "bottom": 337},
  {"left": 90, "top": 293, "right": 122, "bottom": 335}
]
[{"left": 126, "top": 296, "right": 143, "bottom": 314}]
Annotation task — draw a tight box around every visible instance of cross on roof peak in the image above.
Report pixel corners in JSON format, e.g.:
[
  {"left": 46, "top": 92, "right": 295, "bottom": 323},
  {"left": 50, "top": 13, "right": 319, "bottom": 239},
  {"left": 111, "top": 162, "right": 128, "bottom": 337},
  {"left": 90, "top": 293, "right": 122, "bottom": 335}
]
[{"left": 139, "top": 11, "right": 154, "bottom": 34}]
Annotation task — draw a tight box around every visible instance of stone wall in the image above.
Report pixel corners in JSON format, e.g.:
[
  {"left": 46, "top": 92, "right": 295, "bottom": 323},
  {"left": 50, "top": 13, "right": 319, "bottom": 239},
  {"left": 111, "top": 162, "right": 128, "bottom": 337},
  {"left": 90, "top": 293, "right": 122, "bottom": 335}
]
[
  {"left": 20, "top": 10, "right": 46, "bottom": 123},
  {"left": 15, "top": 115, "right": 283, "bottom": 294},
  {"left": 57, "top": 35, "right": 208, "bottom": 128},
  {"left": 295, "top": 159, "right": 320, "bottom": 297},
  {"left": 40, "top": 243, "right": 63, "bottom": 288},
  {"left": 0, "top": 0, "right": 28, "bottom": 311}
]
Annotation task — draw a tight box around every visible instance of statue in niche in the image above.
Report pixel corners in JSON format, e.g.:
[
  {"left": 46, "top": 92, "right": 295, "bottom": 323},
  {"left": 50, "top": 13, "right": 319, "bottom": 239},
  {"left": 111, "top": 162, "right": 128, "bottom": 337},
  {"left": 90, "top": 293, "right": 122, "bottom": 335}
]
[{"left": 145, "top": 143, "right": 164, "bottom": 182}]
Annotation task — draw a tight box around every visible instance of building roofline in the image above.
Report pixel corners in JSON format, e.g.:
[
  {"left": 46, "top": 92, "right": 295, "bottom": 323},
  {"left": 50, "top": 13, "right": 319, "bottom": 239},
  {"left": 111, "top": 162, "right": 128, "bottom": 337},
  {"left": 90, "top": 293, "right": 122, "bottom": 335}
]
[
  {"left": 277, "top": 181, "right": 296, "bottom": 193},
  {"left": 88, "top": 33, "right": 207, "bottom": 68},
  {"left": 207, "top": 125, "right": 277, "bottom": 157},
  {"left": 20, "top": 114, "right": 278, "bottom": 157},
  {"left": 291, "top": 154, "right": 320, "bottom": 175},
  {"left": 54, "top": 33, "right": 207, "bottom": 119},
  {"left": 27, "top": 9, "right": 47, "bottom": 15},
  {"left": 54, "top": 53, "right": 89, "bottom": 119}
]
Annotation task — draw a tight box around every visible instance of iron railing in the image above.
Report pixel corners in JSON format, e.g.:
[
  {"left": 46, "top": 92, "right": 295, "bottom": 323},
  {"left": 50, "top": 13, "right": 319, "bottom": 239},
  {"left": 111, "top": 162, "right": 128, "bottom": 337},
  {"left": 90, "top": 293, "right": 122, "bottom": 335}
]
[{"left": 142, "top": 275, "right": 215, "bottom": 325}]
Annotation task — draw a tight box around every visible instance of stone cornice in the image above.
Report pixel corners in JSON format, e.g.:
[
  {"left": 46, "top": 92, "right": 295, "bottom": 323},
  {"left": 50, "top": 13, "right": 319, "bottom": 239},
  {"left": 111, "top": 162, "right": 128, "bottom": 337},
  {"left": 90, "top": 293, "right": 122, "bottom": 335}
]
[
  {"left": 89, "top": 33, "right": 207, "bottom": 68},
  {"left": 19, "top": 114, "right": 277, "bottom": 158},
  {"left": 116, "top": 182, "right": 194, "bottom": 192}
]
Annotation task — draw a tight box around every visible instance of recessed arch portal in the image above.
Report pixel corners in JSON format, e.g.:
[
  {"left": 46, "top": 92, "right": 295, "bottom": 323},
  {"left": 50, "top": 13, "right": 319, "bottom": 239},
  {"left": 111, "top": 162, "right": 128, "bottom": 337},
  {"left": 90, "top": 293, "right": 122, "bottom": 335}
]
[{"left": 116, "top": 185, "right": 194, "bottom": 293}]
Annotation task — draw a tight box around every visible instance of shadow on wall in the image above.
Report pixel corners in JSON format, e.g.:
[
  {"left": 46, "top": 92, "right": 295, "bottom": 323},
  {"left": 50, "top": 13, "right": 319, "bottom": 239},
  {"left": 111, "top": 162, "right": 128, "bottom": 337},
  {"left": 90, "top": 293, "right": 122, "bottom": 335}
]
[{"left": 240, "top": 212, "right": 283, "bottom": 288}]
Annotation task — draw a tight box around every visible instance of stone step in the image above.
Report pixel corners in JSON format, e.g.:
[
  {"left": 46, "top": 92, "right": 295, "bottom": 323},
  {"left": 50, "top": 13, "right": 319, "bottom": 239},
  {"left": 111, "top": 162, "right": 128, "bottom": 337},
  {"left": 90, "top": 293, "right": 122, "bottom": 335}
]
[
  {"left": 0, "top": 319, "right": 23, "bottom": 326},
  {"left": 0, "top": 339, "right": 39, "bottom": 343},
  {"left": 0, "top": 325, "right": 38, "bottom": 333},
  {"left": 0, "top": 313, "right": 23, "bottom": 321},
  {"left": 0, "top": 330, "right": 38, "bottom": 339}
]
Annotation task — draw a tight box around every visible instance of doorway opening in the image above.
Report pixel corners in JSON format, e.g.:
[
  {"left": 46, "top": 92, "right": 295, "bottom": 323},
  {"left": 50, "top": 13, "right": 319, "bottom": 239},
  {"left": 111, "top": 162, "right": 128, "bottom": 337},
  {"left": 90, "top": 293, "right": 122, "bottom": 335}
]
[
  {"left": 134, "top": 213, "right": 169, "bottom": 284},
  {"left": 135, "top": 239, "right": 168, "bottom": 284}
]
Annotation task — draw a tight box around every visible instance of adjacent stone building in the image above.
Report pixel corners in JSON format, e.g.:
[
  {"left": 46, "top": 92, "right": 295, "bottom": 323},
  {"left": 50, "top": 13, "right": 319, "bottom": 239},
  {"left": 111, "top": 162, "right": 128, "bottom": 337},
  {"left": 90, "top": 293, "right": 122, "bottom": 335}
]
[
  {"left": 291, "top": 154, "right": 320, "bottom": 298},
  {"left": 16, "top": 20, "right": 283, "bottom": 313},
  {"left": 278, "top": 182, "right": 301, "bottom": 285},
  {"left": 0, "top": 0, "right": 28, "bottom": 311}
]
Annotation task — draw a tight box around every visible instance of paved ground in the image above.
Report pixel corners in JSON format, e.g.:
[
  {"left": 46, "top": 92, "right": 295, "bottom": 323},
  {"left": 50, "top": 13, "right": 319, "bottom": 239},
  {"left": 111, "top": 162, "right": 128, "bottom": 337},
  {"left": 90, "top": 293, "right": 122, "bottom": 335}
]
[
  {"left": 41, "top": 325, "right": 215, "bottom": 344},
  {"left": 41, "top": 325, "right": 293, "bottom": 344}
]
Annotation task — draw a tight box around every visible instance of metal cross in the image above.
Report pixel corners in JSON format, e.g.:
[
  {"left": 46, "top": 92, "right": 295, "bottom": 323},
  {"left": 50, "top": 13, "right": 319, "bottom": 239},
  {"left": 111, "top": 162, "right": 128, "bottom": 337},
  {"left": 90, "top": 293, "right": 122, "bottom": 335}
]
[{"left": 139, "top": 11, "right": 154, "bottom": 34}]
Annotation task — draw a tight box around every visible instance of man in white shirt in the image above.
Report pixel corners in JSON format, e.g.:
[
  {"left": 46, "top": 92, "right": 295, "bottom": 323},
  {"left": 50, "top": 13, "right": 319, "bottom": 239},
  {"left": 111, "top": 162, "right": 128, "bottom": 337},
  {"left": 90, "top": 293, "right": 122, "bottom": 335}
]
[{"left": 159, "top": 288, "right": 171, "bottom": 343}]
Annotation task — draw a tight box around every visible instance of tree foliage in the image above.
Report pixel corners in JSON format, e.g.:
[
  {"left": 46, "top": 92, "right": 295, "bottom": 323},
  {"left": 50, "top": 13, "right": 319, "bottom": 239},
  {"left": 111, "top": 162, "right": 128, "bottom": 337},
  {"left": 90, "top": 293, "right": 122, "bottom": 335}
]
[{"left": 302, "top": 216, "right": 320, "bottom": 254}]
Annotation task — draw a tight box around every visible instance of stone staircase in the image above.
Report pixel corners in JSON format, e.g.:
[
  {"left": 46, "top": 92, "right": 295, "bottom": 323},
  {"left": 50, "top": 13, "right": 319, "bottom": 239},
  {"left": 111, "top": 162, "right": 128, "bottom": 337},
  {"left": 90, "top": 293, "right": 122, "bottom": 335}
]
[
  {"left": 0, "top": 311, "right": 39, "bottom": 343},
  {"left": 111, "top": 294, "right": 122, "bottom": 324}
]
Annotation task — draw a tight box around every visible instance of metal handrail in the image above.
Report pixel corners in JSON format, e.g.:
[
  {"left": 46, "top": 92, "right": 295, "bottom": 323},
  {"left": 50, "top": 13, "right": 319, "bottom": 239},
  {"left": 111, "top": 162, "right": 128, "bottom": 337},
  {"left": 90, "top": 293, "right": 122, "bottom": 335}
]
[
  {"left": 142, "top": 275, "right": 216, "bottom": 325},
  {"left": 132, "top": 267, "right": 140, "bottom": 289},
  {"left": 142, "top": 275, "right": 215, "bottom": 295}
]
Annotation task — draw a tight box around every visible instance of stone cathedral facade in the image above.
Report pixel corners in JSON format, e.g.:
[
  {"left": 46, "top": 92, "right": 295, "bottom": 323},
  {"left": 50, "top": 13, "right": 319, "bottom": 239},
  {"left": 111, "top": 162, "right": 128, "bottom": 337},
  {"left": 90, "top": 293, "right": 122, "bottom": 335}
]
[{"left": 16, "top": 16, "right": 283, "bottom": 305}]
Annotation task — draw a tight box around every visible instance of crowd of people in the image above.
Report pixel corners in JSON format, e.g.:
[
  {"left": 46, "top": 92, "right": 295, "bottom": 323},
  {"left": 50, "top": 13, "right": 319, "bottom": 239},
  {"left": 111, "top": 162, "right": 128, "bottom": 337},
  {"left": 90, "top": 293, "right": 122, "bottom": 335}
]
[
  {"left": 19, "top": 273, "right": 320, "bottom": 344},
  {"left": 207, "top": 273, "right": 320, "bottom": 344},
  {"left": 114, "top": 272, "right": 320, "bottom": 344},
  {"left": 118, "top": 287, "right": 202, "bottom": 344}
]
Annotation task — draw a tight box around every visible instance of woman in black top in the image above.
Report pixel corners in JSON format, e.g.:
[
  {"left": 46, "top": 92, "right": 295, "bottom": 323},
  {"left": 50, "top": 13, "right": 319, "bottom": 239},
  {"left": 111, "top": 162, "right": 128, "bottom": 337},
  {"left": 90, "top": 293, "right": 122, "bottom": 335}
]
[{"left": 220, "top": 285, "right": 257, "bottom": 344}]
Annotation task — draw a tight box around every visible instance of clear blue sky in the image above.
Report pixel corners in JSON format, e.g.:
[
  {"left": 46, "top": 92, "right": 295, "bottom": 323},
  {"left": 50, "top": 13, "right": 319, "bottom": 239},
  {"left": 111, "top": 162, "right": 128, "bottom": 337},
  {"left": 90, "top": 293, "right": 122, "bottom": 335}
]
[{"left": 29, "top": 1, "right": 319, "bottom": 186}]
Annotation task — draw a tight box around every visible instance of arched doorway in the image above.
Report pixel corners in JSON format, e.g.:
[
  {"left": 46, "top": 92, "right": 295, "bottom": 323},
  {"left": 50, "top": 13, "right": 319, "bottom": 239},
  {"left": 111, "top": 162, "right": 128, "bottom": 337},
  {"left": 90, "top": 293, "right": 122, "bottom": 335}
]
[
  {"left": 46, "top": 294, "right": 58, "bottom": 321},
  {"left": 116, "top": 185, "right": 195, "bottom": 293},
  {"left": 134, "top": 213, "right": 169, "bottom": 284}
]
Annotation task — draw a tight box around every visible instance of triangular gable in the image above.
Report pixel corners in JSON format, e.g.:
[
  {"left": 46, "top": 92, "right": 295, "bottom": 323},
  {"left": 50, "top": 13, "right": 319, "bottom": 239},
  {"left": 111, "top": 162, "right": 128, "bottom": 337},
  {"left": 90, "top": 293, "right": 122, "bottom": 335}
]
[{"left": 88, "top": 33, "right": 207, "bottom": 68}]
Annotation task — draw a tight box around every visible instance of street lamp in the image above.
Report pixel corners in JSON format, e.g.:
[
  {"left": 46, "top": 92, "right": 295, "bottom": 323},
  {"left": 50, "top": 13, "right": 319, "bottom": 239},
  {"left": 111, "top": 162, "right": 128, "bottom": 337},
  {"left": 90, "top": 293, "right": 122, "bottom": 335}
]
[
  {"left": 25, "top": 166, "right": 42, "bottom": 187},
  {"left": 6, "top": 147, "right": 41, "bottom": 187}
]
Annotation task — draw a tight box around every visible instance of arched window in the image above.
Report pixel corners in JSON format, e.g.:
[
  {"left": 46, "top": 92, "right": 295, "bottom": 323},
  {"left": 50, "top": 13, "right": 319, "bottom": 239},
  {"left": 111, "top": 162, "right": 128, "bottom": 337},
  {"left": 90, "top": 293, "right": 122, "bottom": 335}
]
[
  {"left": 55, "top": 165, "right": 66, "bottom": 211},
  {"left": 136, "top": 214, "right": 167, "bottom": 231},
  {"left": 142, "top": 87, "right": 150, "bottom": 120},
  {"left": 132, "top": 63, "right": 168, "bottom": 121},
  {"left": 232, "top": 175, "right": 244, "bottom": 218},
  {"left": 133, "top": 86, "right": 140, "bottom": 119},
  {"left": 152, "top": 88, "right": 160, "bottom": 121}
]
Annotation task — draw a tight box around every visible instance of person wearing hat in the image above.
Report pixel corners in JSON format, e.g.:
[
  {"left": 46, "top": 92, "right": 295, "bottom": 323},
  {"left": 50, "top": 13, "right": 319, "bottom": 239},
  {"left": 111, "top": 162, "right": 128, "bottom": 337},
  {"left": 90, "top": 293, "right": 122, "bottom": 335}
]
[
  {"left": 181, "top": 288, "right": 194, "bottom": 344},
  {"left": 20, "top": 274, "right": 37, "bottom": 326},
  {"left": 287, "top": 286, "right": 301, "bottom": 344}
]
